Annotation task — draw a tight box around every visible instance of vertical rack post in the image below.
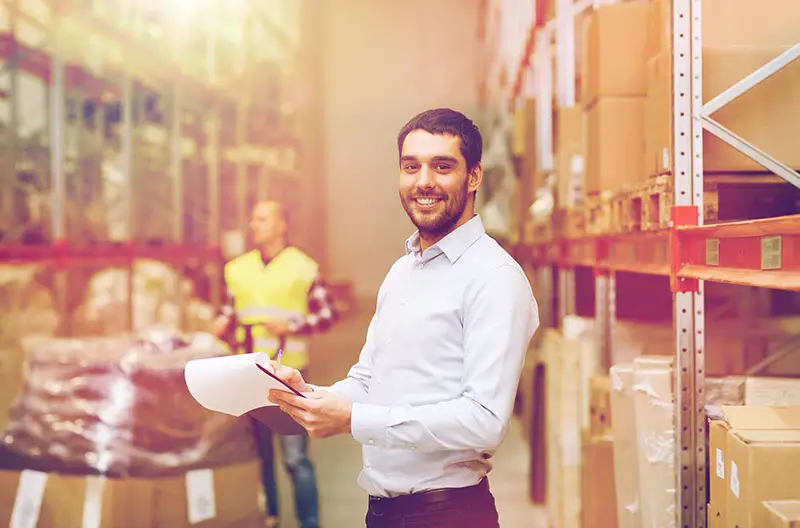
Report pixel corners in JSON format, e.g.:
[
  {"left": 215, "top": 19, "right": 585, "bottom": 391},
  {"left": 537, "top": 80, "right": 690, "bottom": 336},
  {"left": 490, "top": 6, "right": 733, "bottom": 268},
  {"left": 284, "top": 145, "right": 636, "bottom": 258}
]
[
  {"left": 5, "top": 1, "right": 18, "bottom": 222},
  {"left": 672, "top": 0, "right": 706, "bottom": 525},
  {"left": 558, "top": 267, "right": 576, "bottom": 327},
  {"left": 49, "top": 22, "right": 67, "bottom": 335},
  {"left": 235, "top": 100, "right": 248, "bottom": 240},
  {"left": 170, "top": 83, "right": 184, "bottom": 328},
  {"left": 206, "top": 107, "right": 221, "bottom": 310},
  {"left": 121, "top": 76, "right": 134, "bottom": 331},
  {"left": 690, "top": 0, "right": 707, "bottom": 524},
  {"left": 594, "top": 271, "right": 615, "bottom": 369}
]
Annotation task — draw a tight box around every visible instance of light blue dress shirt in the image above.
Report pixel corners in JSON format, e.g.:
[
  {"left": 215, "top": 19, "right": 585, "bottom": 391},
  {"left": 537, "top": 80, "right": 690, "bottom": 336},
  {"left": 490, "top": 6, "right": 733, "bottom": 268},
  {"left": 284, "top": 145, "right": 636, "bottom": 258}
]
[{"left": 327, "top": 215, "right": 539, "bottom": 498}]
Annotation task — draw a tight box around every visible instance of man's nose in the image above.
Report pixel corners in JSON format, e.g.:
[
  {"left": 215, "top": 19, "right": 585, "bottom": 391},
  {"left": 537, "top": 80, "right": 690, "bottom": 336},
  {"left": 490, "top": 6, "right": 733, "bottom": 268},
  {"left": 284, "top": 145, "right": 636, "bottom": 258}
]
[{"left": 416, "top": 165, "right": 434, "bottom": 188}]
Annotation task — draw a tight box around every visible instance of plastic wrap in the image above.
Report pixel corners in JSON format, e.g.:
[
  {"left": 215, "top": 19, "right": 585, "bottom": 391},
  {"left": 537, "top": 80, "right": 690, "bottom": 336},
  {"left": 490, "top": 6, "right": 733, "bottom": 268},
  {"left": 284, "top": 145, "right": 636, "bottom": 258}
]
[
  {"left": 632, "top": 358, "right": 675, "bottom": 528},
  {"left": 705, "top": 376, "right": 746, "bottom": 420},
  {"left": 72, "top": 260, "right": 216, "bottom": 336},
  {"left": 745, "top": 376, "right": 800, "bottom": 406},
  {"left": 1, "top": 328, "right": 256, "bottom": 477}
]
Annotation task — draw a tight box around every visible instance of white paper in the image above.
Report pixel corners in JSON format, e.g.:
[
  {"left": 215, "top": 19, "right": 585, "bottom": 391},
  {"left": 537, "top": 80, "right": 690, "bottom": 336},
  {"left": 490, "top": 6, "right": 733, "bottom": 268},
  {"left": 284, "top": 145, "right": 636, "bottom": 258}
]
[
  {"left": 715, "top": 448, "right": 724, "bottom": 480},
  {"left": 186, "top": 469, "right": 216, "bottom": 524},
  {"left": 81, "top": 476, "right": 106, "bottom": 528},
  {"left": 185, "top": 352, "right": 295, "bottom": 416},
  {"left": 10, "top": 470, "right": 48, "bottom": 528},
  {"left": 730, "top": 460, "right": 739, "bottom": 498}
]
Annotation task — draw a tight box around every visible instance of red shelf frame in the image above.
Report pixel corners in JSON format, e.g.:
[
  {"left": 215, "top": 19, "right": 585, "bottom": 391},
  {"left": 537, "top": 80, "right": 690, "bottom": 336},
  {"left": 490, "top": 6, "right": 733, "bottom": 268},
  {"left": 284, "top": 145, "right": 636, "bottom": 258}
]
[
  {"left": 0, "top": 243, "right": 223, "bottom": 268},
  {"left": 520, "top": 212, "right": 800, "bottom": 292}
]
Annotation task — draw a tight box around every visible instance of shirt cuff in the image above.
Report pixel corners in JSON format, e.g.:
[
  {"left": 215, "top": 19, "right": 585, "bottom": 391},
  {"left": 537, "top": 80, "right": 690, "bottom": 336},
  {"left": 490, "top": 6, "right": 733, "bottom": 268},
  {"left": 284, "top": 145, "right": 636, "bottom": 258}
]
[{"left": 351, "top": 403, "right": 390, "bottom": 448}]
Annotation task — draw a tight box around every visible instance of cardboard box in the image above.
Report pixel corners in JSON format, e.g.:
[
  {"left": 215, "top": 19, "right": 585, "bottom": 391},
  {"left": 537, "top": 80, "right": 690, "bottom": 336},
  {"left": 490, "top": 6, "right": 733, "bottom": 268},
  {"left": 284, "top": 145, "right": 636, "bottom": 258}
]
[
  {"left": 704, "top": 46, "right": 800, "bottom": 172},
  {"left": 0, "top": 460, "right": 264, "bottom": 527},
  {"left": 581, "top": 2, "right": 649, "bottom": 108},
  {"left": 645, "top": 45, "right": 800, "bottom": 177},
  {"left": 581, "top": 436, "right": 618, "bottom": 528},
  {"left": 722, "top": 407, "right": 800, "bottom": 527},
  {"left": 585, "top": 97, "right": 646, "bottom": 195},
  {"left": 763, "top": 501, "right": 800, "bottom": 528},
  {"left": 555, "top": 106, "right": 585, "bottom": 208},
  {"left": 648, "top": 0, "right": 800, "bottom": 58},
  {"left": 588, "top": 375, "right": 612, "bottom": 440},
  {"left": 709, "top": 420, "right": 732, "bottom": 527},
  {"left": 746, "top": 377, "right": 800, "bottom": 406}
]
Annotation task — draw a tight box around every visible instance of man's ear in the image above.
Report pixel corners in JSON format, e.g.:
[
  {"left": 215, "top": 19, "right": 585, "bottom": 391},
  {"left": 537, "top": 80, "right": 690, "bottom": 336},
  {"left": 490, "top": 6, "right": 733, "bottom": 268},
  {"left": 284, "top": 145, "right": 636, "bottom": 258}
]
[{"left": 468, "top": 163, "right": 483, "bottom": 193}]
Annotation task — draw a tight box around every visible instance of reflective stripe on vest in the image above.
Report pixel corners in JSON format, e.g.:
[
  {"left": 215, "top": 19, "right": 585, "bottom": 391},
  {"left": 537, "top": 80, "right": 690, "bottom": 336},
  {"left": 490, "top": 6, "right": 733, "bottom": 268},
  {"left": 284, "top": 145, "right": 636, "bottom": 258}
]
[{"left": 236, "top": 306, "right": 305, "bottom": 320}]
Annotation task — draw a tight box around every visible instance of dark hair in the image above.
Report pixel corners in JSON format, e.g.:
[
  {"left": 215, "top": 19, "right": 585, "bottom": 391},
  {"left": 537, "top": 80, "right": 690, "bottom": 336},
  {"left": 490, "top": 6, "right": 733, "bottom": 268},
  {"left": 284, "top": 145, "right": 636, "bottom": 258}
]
[{"left": 397, "top": 108, "right": 483, "bottom": 171}]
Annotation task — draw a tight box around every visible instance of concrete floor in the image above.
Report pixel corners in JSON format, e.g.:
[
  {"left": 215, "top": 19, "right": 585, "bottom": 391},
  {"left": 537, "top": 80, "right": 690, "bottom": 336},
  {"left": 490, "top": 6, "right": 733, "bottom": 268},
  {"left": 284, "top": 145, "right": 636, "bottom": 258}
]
[{"left": 270, "top": 301, "right": 548, "bottom": 528}]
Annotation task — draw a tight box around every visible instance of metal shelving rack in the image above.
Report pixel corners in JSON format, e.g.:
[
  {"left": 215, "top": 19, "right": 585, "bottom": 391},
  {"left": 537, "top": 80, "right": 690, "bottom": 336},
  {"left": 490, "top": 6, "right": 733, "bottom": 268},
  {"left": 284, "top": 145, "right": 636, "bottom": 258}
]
[
  {"left": 506, "top": 0, "right": 800, "bottom": 526},
  {"left": 0, "top": 0, "right": 305, "bottom": 331}
]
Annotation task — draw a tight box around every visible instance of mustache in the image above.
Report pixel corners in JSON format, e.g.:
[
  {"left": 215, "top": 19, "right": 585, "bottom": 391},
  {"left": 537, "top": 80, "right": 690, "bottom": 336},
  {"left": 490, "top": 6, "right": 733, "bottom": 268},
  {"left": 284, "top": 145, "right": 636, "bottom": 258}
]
[{"left": 409, "top": 193, "right": 447, "bottom": 199}]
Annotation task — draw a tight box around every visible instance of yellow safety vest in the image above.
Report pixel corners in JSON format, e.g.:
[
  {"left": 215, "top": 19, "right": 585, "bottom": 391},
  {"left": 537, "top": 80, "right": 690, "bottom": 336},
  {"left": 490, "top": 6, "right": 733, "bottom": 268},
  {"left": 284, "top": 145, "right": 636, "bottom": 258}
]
[{"left": 223, "top": 247, "right": 318, "bottom": 370}]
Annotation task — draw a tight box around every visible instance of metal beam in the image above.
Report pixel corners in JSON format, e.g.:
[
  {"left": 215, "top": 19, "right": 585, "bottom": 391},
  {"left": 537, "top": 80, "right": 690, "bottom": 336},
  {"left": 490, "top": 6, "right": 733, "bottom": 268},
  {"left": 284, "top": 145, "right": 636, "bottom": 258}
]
[
  {"left": 701, "top": 116, "right": 800, "bottom": 189},
  {"left": 703, "top": 43, "right": 800, "bottom": 116}
]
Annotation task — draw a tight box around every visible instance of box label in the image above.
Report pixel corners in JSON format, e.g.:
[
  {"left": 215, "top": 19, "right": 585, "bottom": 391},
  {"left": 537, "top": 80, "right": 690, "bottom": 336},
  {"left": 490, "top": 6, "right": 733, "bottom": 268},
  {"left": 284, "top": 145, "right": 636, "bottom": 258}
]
[
  {"left": 706, "top": 239, "right": 720, "bottom": 266},
  {"left": 186, "top": 469, "right": 216, "bottom": 524},
  {"left": 730, "top": 460, "right": 740, "bottom": 498},
  {"left": 10, "top": 470, "right": 48, "bottom": 528},
  {"left": 761, "top": 235, "right": 782, "bottom": 270},
  {"left": 82, "top": 476, "right": 107, "bottom": 528},
  {"left": 715, "top": 448, "right": 724, "bottom": 479}
]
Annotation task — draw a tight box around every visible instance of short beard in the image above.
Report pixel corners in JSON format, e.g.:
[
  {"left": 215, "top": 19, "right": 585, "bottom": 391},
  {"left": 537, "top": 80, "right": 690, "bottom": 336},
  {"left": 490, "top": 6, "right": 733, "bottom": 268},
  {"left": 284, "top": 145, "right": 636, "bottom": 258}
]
[{"left": 401, "top": 180, "right": 469, "bottom": 239}]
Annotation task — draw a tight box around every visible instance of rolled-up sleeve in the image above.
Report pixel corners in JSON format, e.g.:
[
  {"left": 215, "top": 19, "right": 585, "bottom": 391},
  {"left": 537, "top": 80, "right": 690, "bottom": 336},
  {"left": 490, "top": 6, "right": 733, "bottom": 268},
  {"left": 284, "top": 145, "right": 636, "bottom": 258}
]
[{"left": 349, "top": 265, "right": 539, "bottom": 453}]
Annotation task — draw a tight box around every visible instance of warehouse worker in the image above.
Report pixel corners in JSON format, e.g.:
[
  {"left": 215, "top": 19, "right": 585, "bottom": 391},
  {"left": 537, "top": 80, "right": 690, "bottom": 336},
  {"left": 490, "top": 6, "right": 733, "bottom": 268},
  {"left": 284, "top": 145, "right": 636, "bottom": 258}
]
[
  {"left": 267, "top": 108, "right": 539, "bottom": 528},
  {"left": 212, "top": 200, "right": 335, "bottom": 528}
]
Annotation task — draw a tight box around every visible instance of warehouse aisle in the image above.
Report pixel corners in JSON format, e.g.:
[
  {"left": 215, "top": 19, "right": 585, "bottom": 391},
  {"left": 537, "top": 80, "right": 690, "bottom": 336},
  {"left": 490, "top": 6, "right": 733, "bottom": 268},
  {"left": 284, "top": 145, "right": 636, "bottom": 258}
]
[{"left": 270, "top": 301, "right": 548, "bottom": 528}]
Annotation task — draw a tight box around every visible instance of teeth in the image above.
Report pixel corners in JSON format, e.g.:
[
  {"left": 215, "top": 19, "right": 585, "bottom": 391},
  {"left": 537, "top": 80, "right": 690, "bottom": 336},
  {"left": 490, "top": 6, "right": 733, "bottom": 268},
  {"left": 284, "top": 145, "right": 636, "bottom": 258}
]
[{"left": 416, "top": 198, "right": 438, "bottom": 205}]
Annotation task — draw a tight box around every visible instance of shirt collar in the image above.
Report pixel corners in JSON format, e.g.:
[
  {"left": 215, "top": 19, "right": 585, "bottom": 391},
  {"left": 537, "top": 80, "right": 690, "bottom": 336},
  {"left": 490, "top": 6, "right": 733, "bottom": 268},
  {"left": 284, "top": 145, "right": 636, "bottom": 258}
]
[{"left": 404, "top": 215, "right": 486, "bottom": 263}]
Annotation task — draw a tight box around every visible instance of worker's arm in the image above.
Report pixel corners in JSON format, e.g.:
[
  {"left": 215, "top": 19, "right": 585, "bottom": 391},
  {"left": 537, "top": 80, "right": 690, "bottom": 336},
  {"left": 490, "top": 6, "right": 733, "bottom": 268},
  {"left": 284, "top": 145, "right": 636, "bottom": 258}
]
[
  {"left": 285, "top": 277, "right": 339, "bottom": 336},
  {"left": 348, "top": 265, "right": 539, "bottom": 453},
  {"left": 210, "top": 290, "right": 236, "bottom": 339}
]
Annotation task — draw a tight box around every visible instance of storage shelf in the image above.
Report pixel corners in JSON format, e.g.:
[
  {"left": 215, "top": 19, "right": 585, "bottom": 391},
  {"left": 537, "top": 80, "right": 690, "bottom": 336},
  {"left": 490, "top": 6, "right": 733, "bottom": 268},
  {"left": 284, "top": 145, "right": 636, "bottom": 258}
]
[
  {"left": 520, "top": 214, "right": 800, "bottom": 291},
  {"left": 0, "top": 243, "right": 223, "bottom": 268}
]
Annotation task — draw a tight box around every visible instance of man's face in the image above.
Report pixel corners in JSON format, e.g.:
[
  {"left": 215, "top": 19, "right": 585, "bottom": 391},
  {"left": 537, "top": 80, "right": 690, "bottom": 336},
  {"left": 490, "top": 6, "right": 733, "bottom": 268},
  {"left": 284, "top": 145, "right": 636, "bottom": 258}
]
[
  {"left": 250, "top": 202, "right": 284, "bottom": 246},
  {"left": 399, "top": 130, "right": 478, "bottom": 238}
]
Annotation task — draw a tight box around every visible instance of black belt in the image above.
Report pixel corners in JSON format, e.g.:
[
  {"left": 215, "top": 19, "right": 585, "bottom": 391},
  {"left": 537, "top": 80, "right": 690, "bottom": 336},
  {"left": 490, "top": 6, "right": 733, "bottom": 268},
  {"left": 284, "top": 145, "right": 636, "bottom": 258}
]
[{"left": 368, "top": 478, "right": 490, "bottom": 517}]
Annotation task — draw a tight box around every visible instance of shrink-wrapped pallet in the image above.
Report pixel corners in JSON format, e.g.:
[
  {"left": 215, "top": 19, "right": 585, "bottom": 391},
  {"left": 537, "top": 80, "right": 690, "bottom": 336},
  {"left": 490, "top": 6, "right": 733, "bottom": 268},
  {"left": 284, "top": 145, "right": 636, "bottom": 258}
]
[{"left": 1, "top": 328, "right": 255, "bottom": 476}]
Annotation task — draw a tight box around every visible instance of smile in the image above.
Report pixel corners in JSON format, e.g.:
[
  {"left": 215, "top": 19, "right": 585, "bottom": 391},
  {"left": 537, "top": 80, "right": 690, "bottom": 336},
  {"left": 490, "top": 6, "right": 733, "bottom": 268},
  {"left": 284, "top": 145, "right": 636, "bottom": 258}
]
[{"left": 414, "top": 197, "right": 442, "bottom": 208}]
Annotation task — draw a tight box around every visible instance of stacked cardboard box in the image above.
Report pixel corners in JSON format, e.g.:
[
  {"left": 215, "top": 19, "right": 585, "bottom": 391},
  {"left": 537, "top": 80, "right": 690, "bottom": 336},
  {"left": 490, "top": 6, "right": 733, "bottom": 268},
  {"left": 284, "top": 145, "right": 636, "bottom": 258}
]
[
  {"left": 581, "top": 376, "right": 617, "bottom": 528},
  {"left": 709, "top": 407, "right": 800, "bottom": 527},
  {"left": 580, "top": 2, "right": 649, "bottom": 196},
  {"left": 644, "top": 0, "right": 800, "bottom": 178},
  {"left": 544, "top": 316, "right": 602, "bottom": 528},
  {"left": 0, "top": 460, "right": 265, "bottom": 527},
  {"left": 763, "top": 501, "right": 800, "bottom": 528}
]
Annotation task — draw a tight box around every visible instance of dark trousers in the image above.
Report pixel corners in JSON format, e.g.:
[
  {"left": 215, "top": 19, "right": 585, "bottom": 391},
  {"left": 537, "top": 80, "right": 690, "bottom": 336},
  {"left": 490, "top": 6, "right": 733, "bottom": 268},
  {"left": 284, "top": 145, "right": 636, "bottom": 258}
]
[
  {"left": 249, "top": 364, "right": 320, "bottom": 528},
  {"left": 365, "top": 478, "right": 500, "bottom": 528}
]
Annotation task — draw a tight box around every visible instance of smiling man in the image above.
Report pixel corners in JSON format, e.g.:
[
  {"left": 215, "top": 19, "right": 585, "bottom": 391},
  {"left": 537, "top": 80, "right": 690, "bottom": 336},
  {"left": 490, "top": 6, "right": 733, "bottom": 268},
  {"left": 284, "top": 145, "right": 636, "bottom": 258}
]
[{"left": 267, "top": 108, "right": 539, "bottom": 528}]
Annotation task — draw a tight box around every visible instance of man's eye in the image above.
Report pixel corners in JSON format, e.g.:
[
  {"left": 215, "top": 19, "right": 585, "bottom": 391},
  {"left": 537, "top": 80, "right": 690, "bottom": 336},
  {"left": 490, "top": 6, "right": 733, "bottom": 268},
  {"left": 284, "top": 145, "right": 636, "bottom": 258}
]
[
  {"left": 435, "top": 164, "right": 451, "bottom": 171},
  {"left": 404, "top": 164, "right": 419, "bottom": 172}
]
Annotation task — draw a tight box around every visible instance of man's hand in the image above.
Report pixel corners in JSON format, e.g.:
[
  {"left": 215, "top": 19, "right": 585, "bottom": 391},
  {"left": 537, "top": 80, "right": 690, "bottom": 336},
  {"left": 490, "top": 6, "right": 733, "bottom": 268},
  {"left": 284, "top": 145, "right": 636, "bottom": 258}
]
[
  {"left": 268, "top": 389, "right": 353, "bottom": 439},
  {"left": 262, "top": 319, "right": 291, "bottom": 338},
  {"left": 264, "top": 361, "right": 312, "bottom": 393}
]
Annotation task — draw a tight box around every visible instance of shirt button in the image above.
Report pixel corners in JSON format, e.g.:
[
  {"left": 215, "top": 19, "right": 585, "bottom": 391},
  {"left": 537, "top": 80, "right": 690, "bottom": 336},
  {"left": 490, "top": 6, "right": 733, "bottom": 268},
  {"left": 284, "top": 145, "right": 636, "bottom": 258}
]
[
  {"left": 368, "top": 439, "right": 375, "bottom": 445},
  {"left": 386, "top": 338, "right": 392, "bottom": 344}
]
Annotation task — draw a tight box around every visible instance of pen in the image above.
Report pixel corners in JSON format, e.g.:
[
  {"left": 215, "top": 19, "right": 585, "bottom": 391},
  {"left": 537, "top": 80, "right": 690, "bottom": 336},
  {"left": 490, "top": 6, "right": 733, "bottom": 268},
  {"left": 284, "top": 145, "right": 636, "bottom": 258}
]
[{"left": 276, "top": 335, "right": 286, "bottom": 368}]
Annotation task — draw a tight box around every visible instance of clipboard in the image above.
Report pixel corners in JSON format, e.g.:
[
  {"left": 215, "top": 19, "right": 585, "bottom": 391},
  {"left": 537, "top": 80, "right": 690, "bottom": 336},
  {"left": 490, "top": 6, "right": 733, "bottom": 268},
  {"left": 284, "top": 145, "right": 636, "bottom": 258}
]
[{"left": 184, "top": 352, "right": 309, "bottom": 436}]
